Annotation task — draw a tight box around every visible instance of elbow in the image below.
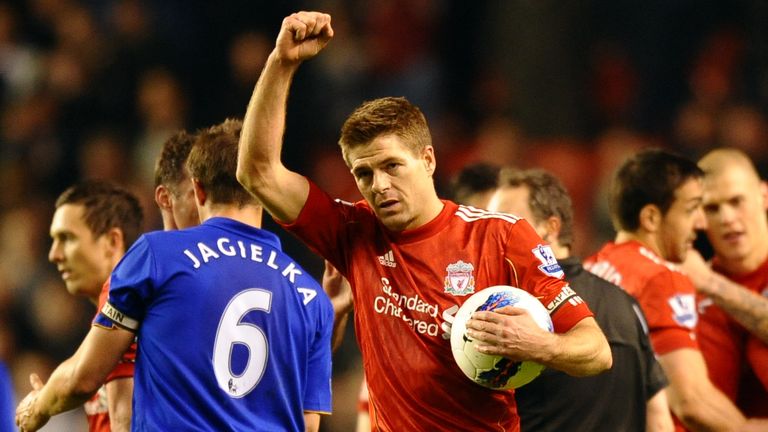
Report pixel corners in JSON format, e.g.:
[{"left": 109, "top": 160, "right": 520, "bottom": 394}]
[
  {"left": 235, "top": 163, "right": 257, "bottom": 193},
  {"left": 672, "top": 401, "right": 706, "bottom": 429},
  {"left": 235, "top": 160, "right": 274, "bottom": 196},
  {"left": 573, "top": 336, "right": 613, "bottom": 377},
  {"left": 667, "top": 389, "right": 718, "bottom": 430},
  {"left": 598, "top": 340, "right": 613, "bottom": 372},
  {"left": 572, "top": 349, "right": 612, "bottom": 377},
  {"left": 67, "top": 376, "right": 102, "bottom": 401}
]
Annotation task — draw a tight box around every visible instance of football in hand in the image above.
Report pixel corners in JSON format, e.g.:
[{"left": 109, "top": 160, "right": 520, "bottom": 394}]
[{"left": 450, "top": 285, "right": 553, "bottom": 390}]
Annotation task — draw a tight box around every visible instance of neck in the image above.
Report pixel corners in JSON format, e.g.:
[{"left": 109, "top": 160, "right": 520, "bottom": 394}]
[
  {"left": 615, "top": 230, "right": 660, "bottom": 256},
  {"left": 419, "top": 196, "right": 445, "bottom": 227},
  {"left": 200, "top": 204, "right": 263, "bottom": 228},
  {"left": 551, "top": 243, "right": 570, "bottom": 260}
]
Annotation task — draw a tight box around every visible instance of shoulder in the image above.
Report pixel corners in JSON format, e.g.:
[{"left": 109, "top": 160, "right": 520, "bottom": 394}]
[{"left": 452, "top": 204, "right": 521, "bottom": 225}]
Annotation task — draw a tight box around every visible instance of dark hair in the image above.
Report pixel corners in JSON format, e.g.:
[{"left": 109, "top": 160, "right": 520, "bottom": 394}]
[
  {"left": 154, "top": 130, "right": 196, "bottom": 194},
  {"left": 449, "top": 162, "right": 500, "bottom": 205},
  {"left": 187, "top": 118, "right": 257, "bottom": 207},
  {"left": 610, "top": 148, "right": 703, "bottom": 232},
  {"left": 55, "top": 180, "right": 144, "bottom": 249},
  {"left": 498, "top": 168, "right": 574, "bottom": 249},
  {"left": 339, "top": 97, "right": 431, "bottom": 166}
]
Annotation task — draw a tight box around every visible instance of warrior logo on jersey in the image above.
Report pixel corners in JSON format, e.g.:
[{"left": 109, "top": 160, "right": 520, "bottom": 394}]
[
  {"left": 668, "top": 294, "right": 698, "bottom": 328},
  {"left": 444, "top": 260, "right": 476, "bottom": 296},
  {"left": 531, "top": 244, "right": 564, "bottom": 278}
]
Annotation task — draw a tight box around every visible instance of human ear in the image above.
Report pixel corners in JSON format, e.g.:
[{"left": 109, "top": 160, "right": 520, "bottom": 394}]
[
  {"left": 155, "top": 185, "right": 172, "bottom": 210},
  {"left": 639, "top": 204, "right": 661, "bottom": 232},
  {"left": 192, "top": 179, "right": 206, "bottom": 206},
  {"left": 423, "top": 146, "right": 436, "bottom": 176}
]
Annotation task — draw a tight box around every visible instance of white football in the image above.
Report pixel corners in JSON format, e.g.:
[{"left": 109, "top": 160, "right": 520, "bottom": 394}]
[{"left": 450, "top": 285, "right": 554, "bottom": 390}]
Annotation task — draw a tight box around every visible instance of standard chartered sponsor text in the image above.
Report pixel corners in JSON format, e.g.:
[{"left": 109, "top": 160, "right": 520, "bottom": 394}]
[{"left": 374, "top": 277, "right": 440, "bottom": 336}]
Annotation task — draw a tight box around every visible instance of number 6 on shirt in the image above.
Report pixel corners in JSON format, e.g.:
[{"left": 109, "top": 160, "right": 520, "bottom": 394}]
[{"left": 213, "top": 289, "right": 272, "bottom": 398}]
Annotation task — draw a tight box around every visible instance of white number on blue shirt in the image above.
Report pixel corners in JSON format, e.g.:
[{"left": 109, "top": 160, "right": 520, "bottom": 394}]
[{"left": 212, "top": 289, "right": 271, "bottom": 398}]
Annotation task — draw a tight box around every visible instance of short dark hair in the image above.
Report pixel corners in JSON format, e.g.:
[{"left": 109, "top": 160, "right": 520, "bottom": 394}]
[
  {"left": 339, "top": 97, "right": 431, "bottom": 166},
  {"left": 610, "top": 148, "right": 703, "bottom": 232},
  {"left": 187, "top": 118, "right": 257, "bottom": 207},
  {"left": 498, "top": 168, "right": 575, "bottom": 249},
  {"left": 55, "top": 180, "right": 144, "bottom": 250},
  {"left": 154, "top": 130, "right": 196, "bottom": 194},
  {"left": 449, "top": 162, "right": 500, "bottom": 205}
]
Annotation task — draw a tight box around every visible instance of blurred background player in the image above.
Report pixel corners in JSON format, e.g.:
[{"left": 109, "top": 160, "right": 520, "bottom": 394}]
[
  {"left": 237, "top": 11, "right": 610, "bottom": 431},
  {"left": 488, "top": 167, "right": 672, "bottom": 432},
  {"left": 16, "top": 119, "right": 334, "bottom": 431},
  {"left": 446, "top": 161, "right": 500, "bottom": 208},
  {"left": 153, "top": 129, "right": 201, "bottom": 231},
  {"left": 682, "top": 148, "right": 768, "bottom": 418},
  {"left": 24, "top": 181, "right": 143, "bottom": 432},
  {"left": 584, "top": 148, "right": 767, "bottom": 430}
]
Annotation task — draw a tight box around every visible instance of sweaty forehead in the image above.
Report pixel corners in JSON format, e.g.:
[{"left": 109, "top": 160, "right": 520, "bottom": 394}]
[
  {"left": 50, "top": 204, "right": 88, "bottom": 236},
  {"left": 489, "top": 187, "right": 532, "bottom": 217},
  {"left": 704, "top": 167, "right": 757, "bottom": 198},
  {"left": 348, "top": 136, "right": 414, "bottom": 169}
]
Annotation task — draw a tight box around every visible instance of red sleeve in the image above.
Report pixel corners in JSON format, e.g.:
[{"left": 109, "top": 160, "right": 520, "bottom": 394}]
[
  {"left": 278, "top": 179, "right": 362, "bottom": 276},
  {"left": 637, "top": 271, "right": 699, "bottom": 355},
  {"left": 504, "top": 219, "right": 593, "bottom": 333}
]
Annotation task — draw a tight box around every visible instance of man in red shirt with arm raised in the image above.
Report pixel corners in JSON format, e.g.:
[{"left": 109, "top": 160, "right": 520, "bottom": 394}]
[{"left": 237, "top": 11, "right": 611, "bottom": 432}]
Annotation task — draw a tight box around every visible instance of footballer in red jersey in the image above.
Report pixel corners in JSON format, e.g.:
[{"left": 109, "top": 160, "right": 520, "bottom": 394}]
[
  {"left": 237, "top": 11, "right": 611, "bottom": 431},
  {"left": 17, "top": 181, "right": 142, "bottom": 432},
  {"left": 583, "top": 149, "right": 765, "bottom": 431},
  {"left": 693, "top": 148, "right": 768, "bottom": 419}
]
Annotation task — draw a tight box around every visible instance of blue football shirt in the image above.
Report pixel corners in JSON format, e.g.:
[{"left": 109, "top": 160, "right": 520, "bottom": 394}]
[{"left": 95, "top": 217, "right": 333, "bottom": 431}]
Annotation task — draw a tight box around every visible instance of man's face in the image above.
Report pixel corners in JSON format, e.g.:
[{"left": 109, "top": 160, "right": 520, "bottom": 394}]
[
  {"left": 657, "top": 178, "right": 706, "bottom": 263},
  {"left": 48, "top": 204, "right": 114, "bottom": 299},
  {"left": 701, "top": 166, "right": 768, "bottom": 267},
  {"left": 487, "top": 186, "right": 545, "bottom": 236},
  {"left": 348, "top": 134, "right": 436, "bottom": 232},
  {"left": 170, "top": 169, "right": 200, "bottom": 229}
]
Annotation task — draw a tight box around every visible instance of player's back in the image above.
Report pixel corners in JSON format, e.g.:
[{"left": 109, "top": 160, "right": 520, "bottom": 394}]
[{"left": 107, "top": 217, "right": 333, "bottom": 431}]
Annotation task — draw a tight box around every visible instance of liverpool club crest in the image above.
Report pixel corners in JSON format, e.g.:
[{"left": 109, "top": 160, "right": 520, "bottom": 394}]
[{"left": 444, "top": 260, "right": 476, "bottom": 296}]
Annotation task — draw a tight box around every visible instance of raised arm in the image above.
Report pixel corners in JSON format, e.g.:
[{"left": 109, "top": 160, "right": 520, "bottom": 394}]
[
  {"left": 682, "top": 250, "right": 768, "bottom": 344},
  {"left": 236, "top": 11, "right": 334, "bottom": 223}
]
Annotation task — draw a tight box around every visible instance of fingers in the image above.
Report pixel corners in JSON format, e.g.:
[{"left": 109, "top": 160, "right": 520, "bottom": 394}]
[
  {"left": 324, "top": 260, "right": 339, "bottom": 278},
  {"left": 471, "top": 306, "right": 527, "bottom": 323},
  {"left": 29, "top": 373, "right": 43, "bottom": 391},
  {"left": 285, "top": 12, "right": 333, "bottom": 42}
]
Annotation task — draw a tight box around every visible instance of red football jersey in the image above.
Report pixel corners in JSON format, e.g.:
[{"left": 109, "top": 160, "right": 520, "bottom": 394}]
[
  {"left": 281, "top": 181, "right": 593, "bottom": 432},
  {"left": 584, "top": 241, "right": 699, "bottom": 355},
  {"left": 85, "top": 281, "right": 137, "bottom": 432},
  {"left": 708, "top": 256, "right": 768, "bottom": 416}
]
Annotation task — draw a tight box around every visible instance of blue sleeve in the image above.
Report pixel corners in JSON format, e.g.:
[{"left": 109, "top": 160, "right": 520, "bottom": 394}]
[
  {"left": 95, "top": 236, "right": 156, "bottom": 331},
  {"left": 303, "top": 297, "right": 334, "bottom": 413},
  {"left": 0, "top": 362, "right": 14, "bottom": 432}
]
